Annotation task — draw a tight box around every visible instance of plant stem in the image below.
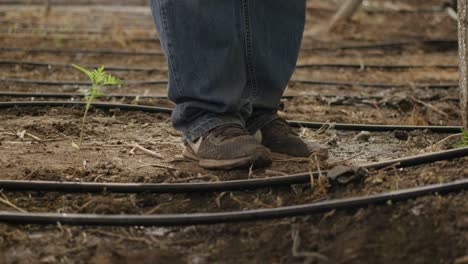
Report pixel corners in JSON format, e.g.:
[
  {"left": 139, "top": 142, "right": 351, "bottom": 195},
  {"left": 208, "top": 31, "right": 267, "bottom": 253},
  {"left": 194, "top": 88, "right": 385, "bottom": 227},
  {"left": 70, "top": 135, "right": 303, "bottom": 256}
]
[
  {"left": 78, "top": 85, "right": 97, "bottom": 148},
  {"left": 78, "top": 101, "right": 91, "bottom": 149}
]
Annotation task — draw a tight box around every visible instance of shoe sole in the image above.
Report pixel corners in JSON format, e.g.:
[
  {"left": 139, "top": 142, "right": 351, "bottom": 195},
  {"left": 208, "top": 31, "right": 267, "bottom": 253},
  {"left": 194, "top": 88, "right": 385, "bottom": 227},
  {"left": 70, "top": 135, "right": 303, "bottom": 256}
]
[{"left": 183, "top": 147, "right": 272, "bottom": 170}]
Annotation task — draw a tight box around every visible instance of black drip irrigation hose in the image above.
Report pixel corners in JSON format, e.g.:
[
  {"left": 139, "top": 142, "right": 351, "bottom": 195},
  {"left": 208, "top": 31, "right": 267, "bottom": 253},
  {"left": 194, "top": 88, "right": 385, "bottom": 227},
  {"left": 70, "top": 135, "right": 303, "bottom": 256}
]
[
  {"left": 0, "top": 60, "right": 161, "bottom": 72},
  {"left": 301, "top": 39, "right": 458, "bottom": 51},
  {"left": 0, "top": 101, "right": 172, "bottom": 114},
  {"left": 0, "top": 91, "right": 460, "bottom": 103},
  {"left": 3, "top": 34, "right": 159, "bottom": 43},
  {"left": 0, "top": 59, "right": 459, "bottom": 71},
  {"left": 0, "top": 91, "right": 387, "bottom": 101},
  {"left": 1, "top": 178, "right": 467, "bottom": 226},
  {"left": 0, "top": 1, "right": 449, "bottom": 12},
  {"left": 291, "top": 79, "right": 459, "bottom": 89},
  {"left": 0, "top": 28, "right": 156, "bottom": 36},
  {"left": 0, "top": 101, "right": 462, "bottom": 133},
  {"left": 0, "top": 135, "right": 466, "bottom": 193},
  {"left": 0, "top": 1, "right": 149, "bottom": 5},
  {"left": 0, "top": 91, "right": 170, "bottom": 99},
  {"left": 0, "top": 78, "right": 168, "bottom": 86},
  {"left": 0, "top": 78, "right": 459, "bottom": 89},
  {"left": 296, "top": 62, "right": 459, "bottom": 69},
  {"left": 0, "top": 47, "right": 165, "bottom": 56},
  {"left": 0, "top": 39, "right": 457, "bottom": 56}
]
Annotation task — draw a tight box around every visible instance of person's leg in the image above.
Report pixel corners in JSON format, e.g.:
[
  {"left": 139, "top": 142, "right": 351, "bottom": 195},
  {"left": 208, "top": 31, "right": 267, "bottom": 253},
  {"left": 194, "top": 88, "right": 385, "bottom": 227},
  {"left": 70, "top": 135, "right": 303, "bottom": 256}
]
[
  {"left": 150, "top": 0, "right": 247, "bottom": 141},
  {"left": 150, "top": 0, "right": 271, "bottom": 169},
  {"left": 242, "top": 0, "right": 305, "bottom": 131},
  {"left": 244, "top": 0, "right": 328, "bottom": 158}
]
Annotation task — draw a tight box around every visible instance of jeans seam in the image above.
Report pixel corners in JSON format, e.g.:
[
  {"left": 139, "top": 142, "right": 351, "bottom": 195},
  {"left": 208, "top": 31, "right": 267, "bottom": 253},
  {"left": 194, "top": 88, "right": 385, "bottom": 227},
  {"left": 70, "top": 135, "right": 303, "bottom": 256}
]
[
  {"left": 241, "top": 0, "right": 259, "bottom": 98},
  {"left": 158, "top": 0, "right": 182, "bottom": 97}
]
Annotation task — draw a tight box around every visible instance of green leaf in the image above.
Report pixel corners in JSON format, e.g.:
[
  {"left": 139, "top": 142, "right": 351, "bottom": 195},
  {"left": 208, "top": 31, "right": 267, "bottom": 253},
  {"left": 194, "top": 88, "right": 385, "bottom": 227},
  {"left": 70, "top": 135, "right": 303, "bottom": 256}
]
[
  {"left": 103, "top": 74, "right": 121, "bottom": 85},
  {"left": 71, "top": 64, "right": 93, "bottom": 80},
  {"left": 79, "top": 88, "right": 91, "bottom": 96},
  {"left": 462, "top": 128, "right": 468, "bottom": 146},
  {"left": 91, "top": 88, "right": 105, "bottom": 98}
]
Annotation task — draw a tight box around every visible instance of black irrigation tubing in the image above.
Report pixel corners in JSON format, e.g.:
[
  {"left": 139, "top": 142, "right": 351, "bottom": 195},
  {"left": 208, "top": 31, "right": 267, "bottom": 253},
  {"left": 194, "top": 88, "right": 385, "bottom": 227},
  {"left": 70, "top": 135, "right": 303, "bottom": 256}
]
[
  {"left": 0, "top": 47, "right": 165, "bottom": 56},
  {"left": 0, "top": 91, "right": 460, "bottom": 103},
  {"left": 0, "top": 90, "right": 382, "bottom": 101},
  {"left": 0, "top": 78, "right": 168, "bottom": 86},
  {"left": 1, "top": 33, "right": 159, "bottom": 43},
  {"left": 290, "top": 79, "right": 459, "bottom": 89},
  {"left": 0, "top": 78, "right": 459, "bottom": 89},
  {"left": 1, "top": 178, "right": 467, "bottom": 226},
  {"left": 0, "top": 101, "right": 462, "bottom": 133},
  {"left": 287, "top": 121, "right": 462, "bottom": 132},
  {"left": 296, "top": 62, "right": 459, "bottom": 69},
  {"left": 0, "top": 59, "right": 459, "bottom": 71},
  {"left": 0, "top": 2, "right": 450, "bottom": 13},
  {"left": 0, "top": 1, "right": 148, "bottom": 5},
  {"left": 0, "top": 91, "right": 169, "bottom": 99},
  {"left": 0, "top": 146, "right": 467, "bottom": 194},
  {"left": 0, "top": 60, "right": 160, "bottom": 72},
  {"left": 0, "top": 101, "right": 173, "bottom": 114},
  {"left": 0, "top": 39, "right": 457, "bottom": 56},
  {"left": 301, "top": 39, "right": 458, "bottom": 51},
  {"left": 0, "top": 28, "right": 156, "bottom": 35}
]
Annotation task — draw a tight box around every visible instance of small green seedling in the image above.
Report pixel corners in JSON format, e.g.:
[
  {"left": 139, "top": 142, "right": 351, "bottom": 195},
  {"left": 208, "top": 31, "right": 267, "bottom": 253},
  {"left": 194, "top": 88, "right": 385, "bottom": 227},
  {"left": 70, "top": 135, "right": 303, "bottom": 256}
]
[
  {"left": 461, "top": 128, "right": 468, "bottom": 146},
  {"left": 453, "top": 128, "right": 468, "bottom": 147},
  {"left": 71, "top": 64, "right": 121, "bottom": 149}
]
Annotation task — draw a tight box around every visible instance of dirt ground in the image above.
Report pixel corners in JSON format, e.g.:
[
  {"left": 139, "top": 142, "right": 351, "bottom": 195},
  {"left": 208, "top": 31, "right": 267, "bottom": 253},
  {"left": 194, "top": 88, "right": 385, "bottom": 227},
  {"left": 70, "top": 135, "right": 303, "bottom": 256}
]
[{"left": 0, "top": 0, "right": 467, "bottom": 263}]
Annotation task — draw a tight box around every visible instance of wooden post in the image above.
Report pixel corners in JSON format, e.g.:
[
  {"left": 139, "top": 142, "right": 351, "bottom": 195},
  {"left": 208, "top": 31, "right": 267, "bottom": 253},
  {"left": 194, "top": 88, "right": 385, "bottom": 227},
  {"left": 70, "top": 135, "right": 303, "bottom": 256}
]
[{"left": 458, "top": 0, "right": 468, "bottom": 129}]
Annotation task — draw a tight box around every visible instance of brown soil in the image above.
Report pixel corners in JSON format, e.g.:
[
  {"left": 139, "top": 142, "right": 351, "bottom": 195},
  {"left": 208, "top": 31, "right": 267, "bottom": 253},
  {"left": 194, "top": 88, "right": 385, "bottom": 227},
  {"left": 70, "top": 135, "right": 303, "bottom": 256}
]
[{"left": 0, "top": 1, "right": 467, "bottom": 263}]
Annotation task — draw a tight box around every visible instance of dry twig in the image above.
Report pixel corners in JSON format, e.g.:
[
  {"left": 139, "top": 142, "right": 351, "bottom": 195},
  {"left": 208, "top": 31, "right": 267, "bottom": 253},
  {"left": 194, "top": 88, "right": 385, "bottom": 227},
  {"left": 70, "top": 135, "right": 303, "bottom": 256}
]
[
  {"left": 0, "top": 191, "right": 27, "bottom": 213},
  {"left": 131, "top": 143, "right": 163, "bottom": 158},
  {"left": 433, "top": 133, "right": 463, "bottom": 147},
  {"left": 291, "top": 227, "right": 329, "bottom": 262},
  {"left": 136, "top": 163, "right": 177, "bottom": 170},
  {"left": 409, "top": 96, "right": 449, "bottom": 117}
]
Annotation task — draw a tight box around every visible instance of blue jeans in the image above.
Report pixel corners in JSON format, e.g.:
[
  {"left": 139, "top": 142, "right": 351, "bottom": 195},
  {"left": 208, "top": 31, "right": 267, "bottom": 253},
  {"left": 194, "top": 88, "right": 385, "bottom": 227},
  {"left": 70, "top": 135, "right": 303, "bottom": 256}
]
[{"left": 150, "top": 0, "right": 305, "bottom": 141}]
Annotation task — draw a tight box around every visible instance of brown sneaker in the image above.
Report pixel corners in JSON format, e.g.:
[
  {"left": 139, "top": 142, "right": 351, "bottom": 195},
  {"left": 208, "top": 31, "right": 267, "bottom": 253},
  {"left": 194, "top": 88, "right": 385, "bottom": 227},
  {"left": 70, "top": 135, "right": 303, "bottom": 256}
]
[
  {"left": 182, "top": 124, "right": 272, "bottom": 170},
  {"left": 257, "top": 117, "right": 328, "bottom": 159}
]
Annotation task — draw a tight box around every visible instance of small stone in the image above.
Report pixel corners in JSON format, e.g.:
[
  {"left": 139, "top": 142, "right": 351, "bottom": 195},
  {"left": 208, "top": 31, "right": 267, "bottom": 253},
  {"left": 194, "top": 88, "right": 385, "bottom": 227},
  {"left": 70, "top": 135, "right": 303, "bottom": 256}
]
[
  {"left": 410, "top": 204, "right": 424, "bottom": 216},
  {"left": 353, "top": 131, "right": 371, "bottom": 141},
  {"left": 394, "top": 130, "right": 409, "bottom": 141},
  {"left": 395, "top": 97, "right": 414, "bottom": 112},
  {"left": 327, "top": 165, "right": 369, "bottom": 184}
]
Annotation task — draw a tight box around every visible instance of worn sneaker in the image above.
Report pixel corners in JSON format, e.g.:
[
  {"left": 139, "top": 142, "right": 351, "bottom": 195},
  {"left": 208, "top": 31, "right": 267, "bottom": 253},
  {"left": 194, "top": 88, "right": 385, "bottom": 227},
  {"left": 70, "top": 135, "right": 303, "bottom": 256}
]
[
  {"left": 256, "top": 117, "right": 328, "bottom": 159},
  {"left": 182, "top": 124, "right": 272, "bottom": 170}
]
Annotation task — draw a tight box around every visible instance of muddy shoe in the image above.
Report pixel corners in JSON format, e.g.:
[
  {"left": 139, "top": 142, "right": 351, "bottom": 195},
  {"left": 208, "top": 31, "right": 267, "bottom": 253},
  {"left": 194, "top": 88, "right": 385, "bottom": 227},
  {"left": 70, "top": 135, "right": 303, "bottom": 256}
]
[
  {"left": 257, "top": 117, "right": 328, "bottom": 159},
  {"left": 183, "top": 124, "right": 272, "bottom": 170}
]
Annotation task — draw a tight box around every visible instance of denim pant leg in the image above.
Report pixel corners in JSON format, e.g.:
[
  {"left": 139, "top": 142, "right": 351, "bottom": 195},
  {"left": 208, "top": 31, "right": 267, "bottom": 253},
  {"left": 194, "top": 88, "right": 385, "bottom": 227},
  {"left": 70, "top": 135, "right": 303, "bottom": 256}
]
[
  {"left": 150, "top": 0, "right": 250, "bottom": 142},
  {"left": 245, "top": 0, "right": 306, "bottom": 132}
]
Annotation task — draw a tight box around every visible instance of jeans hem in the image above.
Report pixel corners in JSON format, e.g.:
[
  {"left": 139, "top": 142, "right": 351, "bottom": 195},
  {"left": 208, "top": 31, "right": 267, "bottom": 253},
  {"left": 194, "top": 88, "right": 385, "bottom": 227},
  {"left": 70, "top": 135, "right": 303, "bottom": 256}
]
[
  {"left": 246, "top": 112, "right": 280, "bottom": 134},
  {"left": 183, "top": 116, "right": 245, "bottom": 142}
]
